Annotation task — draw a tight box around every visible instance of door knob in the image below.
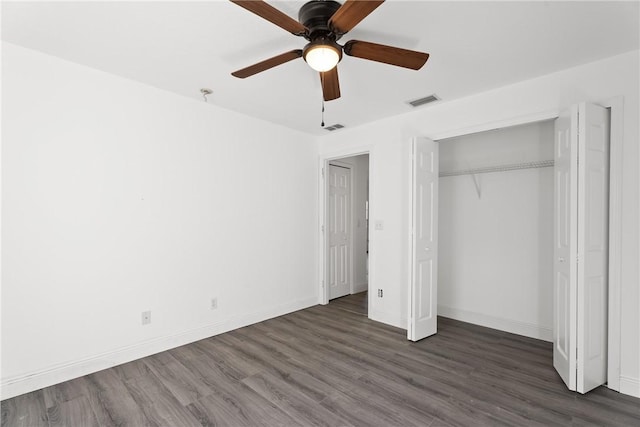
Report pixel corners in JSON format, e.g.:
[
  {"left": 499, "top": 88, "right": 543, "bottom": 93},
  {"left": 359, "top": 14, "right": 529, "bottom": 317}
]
[{"left": 559, "top": 257, "right": 565, "bottom": 263}]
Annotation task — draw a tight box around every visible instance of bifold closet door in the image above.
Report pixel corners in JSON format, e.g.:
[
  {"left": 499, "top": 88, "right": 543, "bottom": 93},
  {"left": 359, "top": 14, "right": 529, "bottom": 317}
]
[
  {"left": 576, "top": 103, "right": 609, "bottom": 394},
  {"left": 553, "top": 102, "right": 609, "bottom": 394},
  {"left": 553, "top": 106, "right": 578, "bottom": 390},
  {"left": 408, "top": 137, "right": 438, "bottom": 342}
]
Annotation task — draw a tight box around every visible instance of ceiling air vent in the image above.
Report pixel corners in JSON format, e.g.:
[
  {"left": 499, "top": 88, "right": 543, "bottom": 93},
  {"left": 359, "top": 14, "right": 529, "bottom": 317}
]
[
  {"left": 325, "top": 124, "right": 345, "bottom": 131},
  {"left": 407, "top": 94, "right": 440, "bottom": 108}
]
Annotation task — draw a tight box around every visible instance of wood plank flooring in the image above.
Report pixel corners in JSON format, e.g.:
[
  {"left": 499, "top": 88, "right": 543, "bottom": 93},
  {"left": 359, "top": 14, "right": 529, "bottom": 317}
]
[{"left": 2, "top": 292, "right": 639, "bottom": 426}]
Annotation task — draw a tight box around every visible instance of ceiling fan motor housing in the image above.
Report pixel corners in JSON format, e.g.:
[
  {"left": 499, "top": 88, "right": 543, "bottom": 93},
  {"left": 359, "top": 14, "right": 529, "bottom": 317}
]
[{"left": 298, "top": 0, "right": 343, "bottom": 41}]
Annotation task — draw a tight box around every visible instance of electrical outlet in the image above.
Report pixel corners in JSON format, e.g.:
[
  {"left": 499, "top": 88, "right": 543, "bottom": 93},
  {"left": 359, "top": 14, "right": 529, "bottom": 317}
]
[
  {"left": 211, "top": 297, "right": 218, "bottom": 310},
  {"left": 378, "top": 289, "right": 383, "bottom": 298},
  {"left": 141, "top": 311, "right": 151, "bottom": 325}
]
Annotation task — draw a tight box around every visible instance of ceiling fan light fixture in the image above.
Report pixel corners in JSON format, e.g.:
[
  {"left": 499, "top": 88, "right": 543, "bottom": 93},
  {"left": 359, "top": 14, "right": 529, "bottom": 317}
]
[{"left": 303, "top": 40, "right": 342, "bottom": 72}]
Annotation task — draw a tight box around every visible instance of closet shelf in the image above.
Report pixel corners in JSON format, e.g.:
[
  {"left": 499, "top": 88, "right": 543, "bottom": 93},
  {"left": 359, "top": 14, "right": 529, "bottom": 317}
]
[{"left": 439, "top": 160, "right": 554, "bottom": 177}]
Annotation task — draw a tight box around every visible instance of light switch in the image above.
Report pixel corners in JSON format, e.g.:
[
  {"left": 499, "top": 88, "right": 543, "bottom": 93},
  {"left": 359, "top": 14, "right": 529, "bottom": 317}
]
[{"left": 375, "top": 220, "right": 384, "bottom": 230}]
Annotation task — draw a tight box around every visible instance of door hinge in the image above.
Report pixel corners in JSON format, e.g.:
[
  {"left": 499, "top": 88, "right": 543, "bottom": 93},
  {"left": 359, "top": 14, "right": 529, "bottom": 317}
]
[{"left": 321, "top": 225, "right": 324, "bottom": 232}]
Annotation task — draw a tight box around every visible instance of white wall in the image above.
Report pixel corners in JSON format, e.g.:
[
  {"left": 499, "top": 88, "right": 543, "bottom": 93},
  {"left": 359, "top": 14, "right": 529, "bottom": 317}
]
[
  {"left": 438, "top": 121, "right": 554, "bottom": 341},
  {"left": 1, "top": 43, "right": 318, "bottom": 399},
  {"left": 318, "top": 50, "right": 639, "bottom": 397}
]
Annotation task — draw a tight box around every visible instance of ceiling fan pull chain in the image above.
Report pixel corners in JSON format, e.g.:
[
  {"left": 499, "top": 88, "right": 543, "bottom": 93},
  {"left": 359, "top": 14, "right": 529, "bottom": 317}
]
[{"left": 320, "top": 70, "right": 325, "bottom": 127}]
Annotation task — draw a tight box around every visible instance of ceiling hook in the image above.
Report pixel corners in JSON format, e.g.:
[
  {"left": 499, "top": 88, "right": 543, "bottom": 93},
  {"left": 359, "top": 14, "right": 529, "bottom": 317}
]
[{"left": 200, "top": 88, "right": 213, "bottom": 103}]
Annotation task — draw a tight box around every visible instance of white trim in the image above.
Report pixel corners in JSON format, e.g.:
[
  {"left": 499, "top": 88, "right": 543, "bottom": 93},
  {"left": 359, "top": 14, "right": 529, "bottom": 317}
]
[
  {"left": 318, "top": 156, "right": 326, "bottom": 304},
  {"left": 0, "top": 296, "right": 316, "bottom": 400},
  {"left": 438, "top": 305, "right": 553, "bottom": 342},
  {"left": 601, "top": 96, "right": 623, "bottom": 392},
  {"left": 619, "top": 376, "right": 640, "bottom": 398}
]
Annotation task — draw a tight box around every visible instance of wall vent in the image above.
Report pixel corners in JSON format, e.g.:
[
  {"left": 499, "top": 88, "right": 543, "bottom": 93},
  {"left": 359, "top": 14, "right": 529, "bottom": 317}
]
[
  {"left": 324, "top": 124, "right": 345, "bottom": 131},
  {"left": 407, "top": 94, "right": 440, "bottom": 108}
]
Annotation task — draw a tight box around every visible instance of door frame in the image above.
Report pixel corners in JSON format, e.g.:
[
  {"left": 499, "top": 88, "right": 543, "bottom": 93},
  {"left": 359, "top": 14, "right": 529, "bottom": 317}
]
[
  {"left": 426, "top": 96, "right": 624, "bottom": 392},
  {"left": 319, "top": 147, "right": 373, "bottom": 313}
]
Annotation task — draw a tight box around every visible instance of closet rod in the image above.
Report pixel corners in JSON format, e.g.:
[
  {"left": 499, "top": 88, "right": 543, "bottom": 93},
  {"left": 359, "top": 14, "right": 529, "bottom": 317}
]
[{"left": 439, "top": 159, "right": 554, "bottom": 177}]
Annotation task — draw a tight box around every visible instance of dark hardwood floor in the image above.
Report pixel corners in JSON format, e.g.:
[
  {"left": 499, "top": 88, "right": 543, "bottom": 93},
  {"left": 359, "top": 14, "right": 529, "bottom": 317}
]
[
  {"left": 329, "top": 290, "right": 368, "bottom": 316},
  {"left": 2, "top": 292, "right": 639, "bottom": 426}
]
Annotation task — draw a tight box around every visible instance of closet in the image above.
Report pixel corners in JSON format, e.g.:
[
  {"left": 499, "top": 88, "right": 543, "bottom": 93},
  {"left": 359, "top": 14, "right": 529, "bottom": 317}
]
[
  {"left": 407, "top": 102, "right": 611, "bottom": 394},
  {"left": 436, "top": 120, "right": 555, "bottom": 342}
]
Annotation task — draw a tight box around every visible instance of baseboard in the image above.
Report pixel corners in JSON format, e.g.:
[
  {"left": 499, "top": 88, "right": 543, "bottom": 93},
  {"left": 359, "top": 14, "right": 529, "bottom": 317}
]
[
  {"left": 352, "top": 282, "right": 368, "bottom": 293},
  {"left": 370, "top": 309, "right": 406, "bottom": 330},
  {"left": 0, "top": 296, "right": 317, "bottom": 400},
  {"left": 222, "top": 297, "right": 317, "bottom": 333},
  {"left": 438, "top": 305, "right": 553, "bottom": 342},
  {"left": 619, "top": 375, "right": 640, "bottom": 398}
]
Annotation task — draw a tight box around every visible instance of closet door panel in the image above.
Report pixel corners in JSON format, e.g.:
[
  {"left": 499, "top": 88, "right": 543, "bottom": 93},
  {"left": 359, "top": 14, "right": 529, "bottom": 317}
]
[
  {"left": 576, "top": 102, "right": 609, "bottom": 394},
  {"left": 553, "top": 106, "right": 578, "bottom": 391}
]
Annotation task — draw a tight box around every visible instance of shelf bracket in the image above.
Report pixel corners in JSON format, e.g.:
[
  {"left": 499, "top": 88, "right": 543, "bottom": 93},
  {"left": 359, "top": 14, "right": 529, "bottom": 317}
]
[{"left": 470, "top": 173, "right": 481, "bottom": 199}]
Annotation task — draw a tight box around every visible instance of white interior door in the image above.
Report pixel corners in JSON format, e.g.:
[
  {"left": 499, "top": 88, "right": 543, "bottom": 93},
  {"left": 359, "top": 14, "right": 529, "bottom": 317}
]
[
  {"left": 408, "top": 137, "right": 438, "bottom": 341},
  {"left": 553, "top": 106, "right": 578, "bottom": 390},
  {"left": 328, "top": 164, "right": 352, "bottom": 300},
  {"left": 553, "top": 102, "right": 609, "bottom": 394},
  {"left": 576, "top": 102, "right": 609, "bottom": 394}
]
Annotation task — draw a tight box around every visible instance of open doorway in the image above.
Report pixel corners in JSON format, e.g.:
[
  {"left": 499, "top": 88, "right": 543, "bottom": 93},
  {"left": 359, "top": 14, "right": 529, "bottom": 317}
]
[
  {"left": 436, "top": 119, "right": 556, "bottom": 342},
  {"left": 324, "top": 154, "right": 369, "bottom": 316}
]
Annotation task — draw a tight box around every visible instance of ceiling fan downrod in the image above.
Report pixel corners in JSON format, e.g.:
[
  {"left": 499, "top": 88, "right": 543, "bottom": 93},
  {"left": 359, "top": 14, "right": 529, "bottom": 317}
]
[{"left": 298, "top": 0, "right": 343, "bottom": 41}]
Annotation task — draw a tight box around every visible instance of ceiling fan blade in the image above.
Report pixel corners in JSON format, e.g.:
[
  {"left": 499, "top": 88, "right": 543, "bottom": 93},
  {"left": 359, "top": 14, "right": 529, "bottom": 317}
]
[
  {"left": 230, "top": 0, "right": 307, "bottom": 35},
  {"left": 344, "top": 40, "right": 429, "bottom": 70},
  {"left": 328, "top": 0, "right": 385, "bottom": 35},
  {"left": 320, "top": 67, "right": 341, "bottom": 101},
  {"left": 231, "top": 50, "right": 303, "bottom": 78}
]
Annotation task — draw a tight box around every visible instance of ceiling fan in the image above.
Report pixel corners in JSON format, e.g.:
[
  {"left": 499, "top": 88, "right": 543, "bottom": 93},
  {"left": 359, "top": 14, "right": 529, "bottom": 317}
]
[{"left": 230, "top": 0, "right": 430, "bottom": 101}]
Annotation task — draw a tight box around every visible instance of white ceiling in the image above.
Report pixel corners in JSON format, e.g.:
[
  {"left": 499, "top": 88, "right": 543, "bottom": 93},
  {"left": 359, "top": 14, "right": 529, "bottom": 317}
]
[{"left": 2, "top": 1, "right": 639, "bottom": 136}]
